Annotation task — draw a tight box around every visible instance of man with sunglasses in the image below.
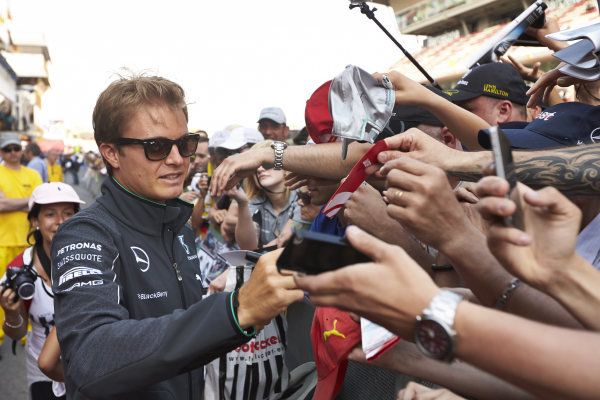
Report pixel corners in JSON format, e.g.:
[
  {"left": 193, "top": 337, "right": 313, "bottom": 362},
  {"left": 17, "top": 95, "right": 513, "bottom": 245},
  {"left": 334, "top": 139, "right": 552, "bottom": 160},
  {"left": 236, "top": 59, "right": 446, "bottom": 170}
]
[
  {"left": 50, "top": 75, "right": 304, "bottom": 400},
  {"left": 0, "top": 132, "right": 43, "bottom": 345}
]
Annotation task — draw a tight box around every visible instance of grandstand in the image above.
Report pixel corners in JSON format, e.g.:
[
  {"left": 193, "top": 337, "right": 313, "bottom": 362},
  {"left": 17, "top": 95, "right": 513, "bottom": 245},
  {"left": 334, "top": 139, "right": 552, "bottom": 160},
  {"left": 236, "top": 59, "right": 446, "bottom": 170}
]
[{"left": 383, "top": 0, "right": 599, "bottom": 86}]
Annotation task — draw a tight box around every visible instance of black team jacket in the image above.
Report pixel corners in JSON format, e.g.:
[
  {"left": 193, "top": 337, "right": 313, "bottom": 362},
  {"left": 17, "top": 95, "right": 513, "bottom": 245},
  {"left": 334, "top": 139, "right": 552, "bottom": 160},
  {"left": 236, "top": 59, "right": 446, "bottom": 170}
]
[{"left": 51, "top": 177, "right": 252, "bottom": 399}]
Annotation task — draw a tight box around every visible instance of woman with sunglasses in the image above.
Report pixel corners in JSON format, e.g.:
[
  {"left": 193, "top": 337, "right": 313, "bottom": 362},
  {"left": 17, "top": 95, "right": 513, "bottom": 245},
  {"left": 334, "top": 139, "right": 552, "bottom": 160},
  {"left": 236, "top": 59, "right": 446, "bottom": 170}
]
[
  {"left": 226, "top": 140, "right": 299, "bottom": 251},
  {"left": 1, "top": 182, "right": 84, "bottom": 400}
]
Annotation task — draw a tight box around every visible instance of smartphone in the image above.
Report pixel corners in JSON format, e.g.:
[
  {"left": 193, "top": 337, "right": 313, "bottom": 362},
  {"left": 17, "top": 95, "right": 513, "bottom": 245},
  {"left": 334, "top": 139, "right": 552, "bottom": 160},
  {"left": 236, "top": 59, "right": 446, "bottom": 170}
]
[
  {"left": 489, "top": 126, "right": 524, "bottom": 230},
  {"left": 276, "top": 230, "right": 371, "bottom": 275}
]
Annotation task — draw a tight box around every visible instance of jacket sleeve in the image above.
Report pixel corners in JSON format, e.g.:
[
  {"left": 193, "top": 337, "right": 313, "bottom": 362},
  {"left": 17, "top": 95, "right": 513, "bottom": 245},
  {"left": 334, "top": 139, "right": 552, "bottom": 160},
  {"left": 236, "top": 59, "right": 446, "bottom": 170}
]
[{"left": 51, "top": 215, "right": 251, "bottom": 398}]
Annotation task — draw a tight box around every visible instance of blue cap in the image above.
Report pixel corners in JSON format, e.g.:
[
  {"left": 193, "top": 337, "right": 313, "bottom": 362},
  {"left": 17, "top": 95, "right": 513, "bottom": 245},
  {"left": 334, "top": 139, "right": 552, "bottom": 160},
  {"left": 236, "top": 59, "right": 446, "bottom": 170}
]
[{"left": 478, "top": 102, "right": 600, "bottom": 150}]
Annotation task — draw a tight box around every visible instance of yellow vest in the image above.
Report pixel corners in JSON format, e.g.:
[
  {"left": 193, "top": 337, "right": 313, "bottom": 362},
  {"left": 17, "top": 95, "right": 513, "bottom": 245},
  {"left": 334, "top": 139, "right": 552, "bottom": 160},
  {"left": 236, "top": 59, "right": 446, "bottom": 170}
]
[{"left": 0, "top": 165, "right": 43, "bottom": 247}]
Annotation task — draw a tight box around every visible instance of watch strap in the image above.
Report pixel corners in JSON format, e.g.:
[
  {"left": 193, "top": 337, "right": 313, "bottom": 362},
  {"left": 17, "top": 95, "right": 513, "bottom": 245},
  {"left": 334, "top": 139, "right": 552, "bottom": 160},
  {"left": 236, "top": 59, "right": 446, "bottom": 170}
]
[
  {"left": 271, "top": 141, "right": 287, "bottom": 170},
  {"left": 422, "top": 290, "right": 463, "bottom": 328}
]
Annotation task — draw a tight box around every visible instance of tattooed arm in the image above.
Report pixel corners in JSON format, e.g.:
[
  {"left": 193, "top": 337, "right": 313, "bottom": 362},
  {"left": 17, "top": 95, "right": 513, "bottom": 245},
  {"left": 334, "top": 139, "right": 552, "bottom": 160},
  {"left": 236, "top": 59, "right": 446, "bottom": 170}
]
[
  {"left": 445, "top": 144, "right": 600, "bottom": 196},
  {"left": 511, "top": 145, "right": 600, "bottom": 196}
]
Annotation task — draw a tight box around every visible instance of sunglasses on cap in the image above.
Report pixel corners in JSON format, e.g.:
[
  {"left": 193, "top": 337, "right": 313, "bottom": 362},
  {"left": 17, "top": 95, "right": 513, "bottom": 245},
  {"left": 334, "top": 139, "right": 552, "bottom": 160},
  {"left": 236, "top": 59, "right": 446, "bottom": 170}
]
[
  {"left": 114, "top": 133, "right": 200, "bottom": 161},
  {"left": 1, "top": 145, "right": 22, "bottom": 153}
]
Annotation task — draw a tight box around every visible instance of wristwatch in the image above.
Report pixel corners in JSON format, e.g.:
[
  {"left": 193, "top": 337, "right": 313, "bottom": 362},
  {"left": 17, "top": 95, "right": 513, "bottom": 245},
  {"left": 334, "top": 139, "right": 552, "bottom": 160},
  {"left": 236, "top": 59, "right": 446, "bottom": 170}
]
[
  {"left": 414, "top": 290, "right": 463, "bottom": 362},
  {"left": 270, "top": 141, "right": 287, "bottom": 170}
]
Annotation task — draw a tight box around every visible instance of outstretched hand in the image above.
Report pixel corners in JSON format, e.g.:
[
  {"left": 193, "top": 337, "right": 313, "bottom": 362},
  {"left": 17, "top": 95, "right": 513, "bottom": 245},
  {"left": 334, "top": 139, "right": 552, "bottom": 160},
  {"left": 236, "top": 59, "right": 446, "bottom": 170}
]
[
  {"left": 474, "top": 176, "right": 581, "bottom": 289},
  {"left": 294, "top": 226, "right": 440, "bottom": 339}
]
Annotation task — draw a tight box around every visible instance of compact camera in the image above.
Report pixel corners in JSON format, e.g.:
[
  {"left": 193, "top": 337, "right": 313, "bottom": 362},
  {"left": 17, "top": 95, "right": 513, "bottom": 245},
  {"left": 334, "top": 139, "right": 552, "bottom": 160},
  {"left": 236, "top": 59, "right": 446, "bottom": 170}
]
[{"left": 1, "top": 264, "right": 38, "bottom": 300}]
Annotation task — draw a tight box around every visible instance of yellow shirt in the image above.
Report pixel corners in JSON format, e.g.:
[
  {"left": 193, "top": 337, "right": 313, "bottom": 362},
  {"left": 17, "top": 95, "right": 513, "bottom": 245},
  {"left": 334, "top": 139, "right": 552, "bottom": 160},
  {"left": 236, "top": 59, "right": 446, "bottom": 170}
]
[
  {"left": 47, "top": 161, "right": 64, "bottom": 182},
  {"left": 0, "top": 165, "right": 43, "bottom": 247}
]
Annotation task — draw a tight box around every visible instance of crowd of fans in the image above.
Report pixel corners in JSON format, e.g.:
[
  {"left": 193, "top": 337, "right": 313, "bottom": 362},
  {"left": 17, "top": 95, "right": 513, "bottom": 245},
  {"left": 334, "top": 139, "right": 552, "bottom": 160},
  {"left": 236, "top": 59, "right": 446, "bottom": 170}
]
[{"left": 0, "top": 4, "right": 600, "bottom": 400}]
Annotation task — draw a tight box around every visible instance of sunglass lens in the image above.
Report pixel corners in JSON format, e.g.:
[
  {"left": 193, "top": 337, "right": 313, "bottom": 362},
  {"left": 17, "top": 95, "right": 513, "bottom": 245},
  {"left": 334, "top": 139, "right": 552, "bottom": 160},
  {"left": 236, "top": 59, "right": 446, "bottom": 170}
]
[
  {"left": 145, "top": 138, "right": 171, "bottom": 161},
  {"left": 178, "top": 135, "right": 199, "bottom": 157}
]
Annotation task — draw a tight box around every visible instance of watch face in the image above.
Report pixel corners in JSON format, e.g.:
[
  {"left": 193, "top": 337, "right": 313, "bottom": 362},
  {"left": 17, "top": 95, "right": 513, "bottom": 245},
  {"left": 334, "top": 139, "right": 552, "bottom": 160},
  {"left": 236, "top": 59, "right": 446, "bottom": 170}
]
[{"left": 415, "top": 319, "right": 451, "bottom": 359}]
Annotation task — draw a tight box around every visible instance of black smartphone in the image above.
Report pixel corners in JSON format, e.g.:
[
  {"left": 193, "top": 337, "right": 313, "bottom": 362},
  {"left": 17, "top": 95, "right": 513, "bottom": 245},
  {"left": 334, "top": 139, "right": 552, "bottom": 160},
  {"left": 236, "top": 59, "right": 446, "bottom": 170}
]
[
  {"left": 489, "top": 126, "right": 524, "bottom": 230},
  {"left": 276, "top": 230, "right": 371, "bottom": 275}
]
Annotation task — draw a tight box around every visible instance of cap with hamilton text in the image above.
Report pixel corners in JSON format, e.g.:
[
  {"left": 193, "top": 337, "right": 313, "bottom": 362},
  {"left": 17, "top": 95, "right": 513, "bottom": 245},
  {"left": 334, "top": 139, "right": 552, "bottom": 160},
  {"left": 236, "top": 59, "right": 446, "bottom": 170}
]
[{"left": 443, "top": 63, "right": 528, "bottom": 105}]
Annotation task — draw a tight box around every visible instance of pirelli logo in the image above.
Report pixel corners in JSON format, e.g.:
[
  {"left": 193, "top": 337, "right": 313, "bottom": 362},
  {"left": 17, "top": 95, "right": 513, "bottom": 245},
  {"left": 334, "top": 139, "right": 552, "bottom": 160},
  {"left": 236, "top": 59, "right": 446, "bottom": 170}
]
[{"left": 483, "top": 84, "right": 508, "bottom": 98}]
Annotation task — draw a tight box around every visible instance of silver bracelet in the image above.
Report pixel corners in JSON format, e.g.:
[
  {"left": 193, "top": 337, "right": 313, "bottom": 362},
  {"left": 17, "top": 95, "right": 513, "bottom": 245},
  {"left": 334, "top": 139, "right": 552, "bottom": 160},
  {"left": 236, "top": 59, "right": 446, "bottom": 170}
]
[
  {"left": 495, "top": 278, "right": 520, "bottom": 309},
  {"left": 4, "top": 313, "right": 24, "bottom": 329}
]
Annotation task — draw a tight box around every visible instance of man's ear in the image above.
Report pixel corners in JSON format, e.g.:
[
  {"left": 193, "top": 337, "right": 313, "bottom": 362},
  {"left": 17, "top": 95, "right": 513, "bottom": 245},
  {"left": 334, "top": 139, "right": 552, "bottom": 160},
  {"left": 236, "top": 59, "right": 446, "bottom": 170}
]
[
  {"left": 440, "top": 126, "right": 460, "bottom": 150},
  {"left": 496, "top": 100, "right": 513, "bottom": 124},
  {"left": 99, "top": 143, "right": 120, "bottom": 172}
]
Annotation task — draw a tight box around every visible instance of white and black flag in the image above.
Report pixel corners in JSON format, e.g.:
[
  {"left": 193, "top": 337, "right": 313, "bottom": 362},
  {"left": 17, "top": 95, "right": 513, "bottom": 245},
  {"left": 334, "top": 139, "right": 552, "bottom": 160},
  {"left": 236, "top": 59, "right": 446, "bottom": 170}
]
[{"left": 204, "top": 265, "right": 290, "bottom": 400}]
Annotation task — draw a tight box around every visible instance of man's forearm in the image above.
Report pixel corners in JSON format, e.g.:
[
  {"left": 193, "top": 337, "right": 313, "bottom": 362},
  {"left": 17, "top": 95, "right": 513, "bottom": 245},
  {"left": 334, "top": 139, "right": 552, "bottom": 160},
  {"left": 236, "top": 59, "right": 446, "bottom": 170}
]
[
  {"left": 0, "top": 197, "right": 29, "bottom": 213},
  {"left": 512, "top": 145, "right": 600, "bottom": 196},
  {"left": 281, "top": 142, "right": 370, "bottom": 180},
  {"left": 456, "top": 302, "right": 600, "bottom": 400},
  {"left": 546, "top": 254, "right": 600, "bottom": 331},
  {"left": 446, "top": 144, "right": 600, "bottom": 196},
  {"left": 422, "top": 94, "right": 490, "bottom": 151},
  {"left": 441, "top": 225, "right": 583, "bottom": 329},
  {"left": 379, "top": 341, "right": 535, "bottom": 400}
]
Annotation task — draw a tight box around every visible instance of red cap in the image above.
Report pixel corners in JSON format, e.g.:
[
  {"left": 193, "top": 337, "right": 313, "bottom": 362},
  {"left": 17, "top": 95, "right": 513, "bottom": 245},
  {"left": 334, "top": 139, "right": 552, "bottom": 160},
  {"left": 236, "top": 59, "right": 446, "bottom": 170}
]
[
  {"left": 311, "top": 307, "right": 361, "bottom": 400},
  {"left": 304, "top": 80, "right": 339, "bottom": 144}
]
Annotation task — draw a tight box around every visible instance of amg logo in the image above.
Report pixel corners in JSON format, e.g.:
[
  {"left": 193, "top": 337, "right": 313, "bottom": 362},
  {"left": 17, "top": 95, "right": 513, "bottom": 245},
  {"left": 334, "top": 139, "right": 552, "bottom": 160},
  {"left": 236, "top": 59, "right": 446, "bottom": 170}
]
[
  {"left": 63, "top": 279, "right": 103, "bottom": 292},
  {"left": 59, "top": 267, "right": 102, "bottom": 286}
]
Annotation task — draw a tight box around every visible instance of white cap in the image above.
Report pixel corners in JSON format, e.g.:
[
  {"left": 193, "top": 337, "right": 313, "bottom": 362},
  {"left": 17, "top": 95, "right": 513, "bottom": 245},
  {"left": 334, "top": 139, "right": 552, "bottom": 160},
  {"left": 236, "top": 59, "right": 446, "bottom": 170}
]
[
  {"left": 208, "top": 130, "right": 229, "bottom": 149},
  {"left": 219, "top": 127, "right": 264, "bottom": 150},
  {"left": 257, "top": 107, "right": 286, "bottom": 125},
  {"left": 28, "top": 182, "right": 85, "bottom": 211}
]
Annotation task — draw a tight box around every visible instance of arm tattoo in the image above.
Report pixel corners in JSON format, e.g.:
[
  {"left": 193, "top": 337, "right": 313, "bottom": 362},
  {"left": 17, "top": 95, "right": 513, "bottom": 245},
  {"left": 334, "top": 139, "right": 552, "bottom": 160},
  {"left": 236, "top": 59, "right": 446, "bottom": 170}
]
[
  {"left": 446, "top": 144, "right": 600, "bottom": 196},
  {"left": 513, "top": 145, "right": 600, "bottom": 196},
  {"left": 447, "top": 170, "right": 484, "bottom": 182}
]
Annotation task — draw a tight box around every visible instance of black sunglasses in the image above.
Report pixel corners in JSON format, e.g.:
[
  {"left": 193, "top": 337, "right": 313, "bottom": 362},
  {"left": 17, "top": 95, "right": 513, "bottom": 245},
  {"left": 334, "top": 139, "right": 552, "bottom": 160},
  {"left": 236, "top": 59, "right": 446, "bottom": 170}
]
[
  {"left": 1, "top": 145, "right": 22, "bottom": 153},
  {"left": 114, "top": 133, "right": 200, "bottom": 161}
]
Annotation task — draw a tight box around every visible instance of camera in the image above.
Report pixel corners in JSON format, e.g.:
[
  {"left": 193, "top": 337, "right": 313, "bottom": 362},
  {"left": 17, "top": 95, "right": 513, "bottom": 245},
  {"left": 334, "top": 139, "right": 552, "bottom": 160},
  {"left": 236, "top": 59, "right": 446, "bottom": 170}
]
[
  {"left": 1, "top": 264, "right": 38, "bottom": 300},
  {"left": 188, "top": 172, "right": 211, "bottom": 192}
]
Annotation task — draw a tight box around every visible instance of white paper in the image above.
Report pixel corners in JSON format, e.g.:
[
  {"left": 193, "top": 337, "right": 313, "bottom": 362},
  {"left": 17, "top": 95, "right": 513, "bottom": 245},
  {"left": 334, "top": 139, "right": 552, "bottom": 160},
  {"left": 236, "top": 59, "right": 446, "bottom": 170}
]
[
  {"left": 547, "top": 19, "right": 600, "bottom": 51},
  {"left": 559, "top": 63, "right": 600, "bottom": 81},
  {"left": 360, "top": 317, "right": 400, "bottom": 360}
]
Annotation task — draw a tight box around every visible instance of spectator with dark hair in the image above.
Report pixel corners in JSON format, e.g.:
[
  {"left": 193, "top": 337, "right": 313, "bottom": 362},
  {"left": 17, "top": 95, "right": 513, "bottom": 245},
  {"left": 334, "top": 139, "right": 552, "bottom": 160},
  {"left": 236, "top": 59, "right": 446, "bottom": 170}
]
[
  {"left": 1, "top": 182, "right": 84, "bottom": 400},
  {"left": 257, "top": 107, "right": 289, "bottom": 142},
  {"left": 61, "top": 153, "right": 80, "bottom": 186},
  {"left": 25, "top": 142, "right": 48, "bottom": 183}
]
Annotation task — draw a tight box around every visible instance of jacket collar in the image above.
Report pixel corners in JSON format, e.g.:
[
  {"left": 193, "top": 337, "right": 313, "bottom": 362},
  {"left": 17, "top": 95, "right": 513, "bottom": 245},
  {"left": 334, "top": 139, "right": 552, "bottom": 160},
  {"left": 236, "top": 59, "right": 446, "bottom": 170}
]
[{"left": 97, "top": 177, "right": 193, "bottom": 236}]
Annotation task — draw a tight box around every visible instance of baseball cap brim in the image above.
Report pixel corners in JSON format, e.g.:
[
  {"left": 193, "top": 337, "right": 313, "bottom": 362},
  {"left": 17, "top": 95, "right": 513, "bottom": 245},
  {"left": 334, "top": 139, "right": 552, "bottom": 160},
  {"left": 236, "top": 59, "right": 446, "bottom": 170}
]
[
  {"left": 478, "top": 126, "right": 564, "bottom": 150},
  {"left": 312, "top": 361, "right": 349, "bottom": 400},
  {"left": 28, "top": 182, "right": 85, "bottom": 211},
  {"left": 442, "top": 88, "right": 482, "bottom": 103}
]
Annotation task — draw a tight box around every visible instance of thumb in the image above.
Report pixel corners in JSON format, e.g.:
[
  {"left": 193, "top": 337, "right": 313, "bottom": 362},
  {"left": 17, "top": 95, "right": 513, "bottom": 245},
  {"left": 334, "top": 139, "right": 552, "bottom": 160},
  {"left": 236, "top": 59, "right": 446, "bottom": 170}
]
[{"left": 345, "top": 225, "right": 391, "bottom": 263}]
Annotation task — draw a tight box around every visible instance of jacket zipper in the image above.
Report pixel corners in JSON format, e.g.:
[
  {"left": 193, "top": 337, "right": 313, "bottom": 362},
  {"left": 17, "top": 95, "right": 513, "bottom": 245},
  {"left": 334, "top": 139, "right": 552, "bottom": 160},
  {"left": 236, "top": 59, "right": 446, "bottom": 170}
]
[
  {"left": 164, "top": 227, "right": 192, "bottom": 399},
  {"left": 172, "top": 262, "right": 183, "bottom": 281}
]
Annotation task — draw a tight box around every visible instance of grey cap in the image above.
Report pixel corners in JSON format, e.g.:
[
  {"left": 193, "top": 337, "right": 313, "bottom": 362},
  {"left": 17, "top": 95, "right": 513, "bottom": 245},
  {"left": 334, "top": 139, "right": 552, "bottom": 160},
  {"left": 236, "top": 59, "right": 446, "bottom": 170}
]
[
  {"left": 0, "top": 132, "right": 21, "bottom": 149},
  {"left": 258, "top": 107, "right": 286, "bottom": 125},
  {"left": 329, "top": 65, "right": 394, "bottom": 144}
]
